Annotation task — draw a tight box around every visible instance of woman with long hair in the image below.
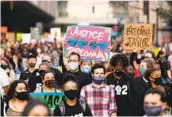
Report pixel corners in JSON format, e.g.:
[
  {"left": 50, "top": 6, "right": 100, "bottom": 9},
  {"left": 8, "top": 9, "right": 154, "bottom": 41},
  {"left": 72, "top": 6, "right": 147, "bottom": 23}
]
[{"left": 5, "top": 80, "right": 30, "bottom": 116}]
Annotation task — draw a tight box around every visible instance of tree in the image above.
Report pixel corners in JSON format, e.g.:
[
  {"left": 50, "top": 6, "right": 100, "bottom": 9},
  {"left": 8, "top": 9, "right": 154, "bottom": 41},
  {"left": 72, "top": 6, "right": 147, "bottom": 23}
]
[{"left": 159, "top": 1, "right": 172, "bottom": 26}]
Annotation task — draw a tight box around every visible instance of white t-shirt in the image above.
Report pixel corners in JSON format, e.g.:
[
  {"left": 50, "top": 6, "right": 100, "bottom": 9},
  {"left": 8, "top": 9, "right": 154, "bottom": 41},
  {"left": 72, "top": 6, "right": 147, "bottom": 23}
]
[{"left": 0, "top": 68, "right": 10, "bottom": 96}]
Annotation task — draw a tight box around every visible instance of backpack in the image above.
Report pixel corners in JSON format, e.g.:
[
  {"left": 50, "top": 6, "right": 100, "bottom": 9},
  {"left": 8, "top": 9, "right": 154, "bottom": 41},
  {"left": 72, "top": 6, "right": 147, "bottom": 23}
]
[{"left": 58, "top": 99, "right": 86, "bottom": 116}]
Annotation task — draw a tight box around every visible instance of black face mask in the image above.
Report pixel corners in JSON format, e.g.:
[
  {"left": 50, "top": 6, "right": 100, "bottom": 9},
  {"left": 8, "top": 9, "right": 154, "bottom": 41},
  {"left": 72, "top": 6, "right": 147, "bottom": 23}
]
[
  {"left": 154, "top": 77, "right": 163, "bottom": 85},
  {"left": 28, "top": 62, "right": 36, "bottom": 68},
  {"left": 64, "top": 90, "right": 78, "bottom": 100},
  {"left": 114, "top": 71, "right": 123, "bottom": 77},
  {"left": 15, "top": 91, "right": 29, "bottom": 100},
  {"left": 39, "top": 70, "right": 46, "bottom": 77},
  {"left": 1, "top": 65, "right": 8, "bottom": 69},
  {"left": 128, "top": 72, "right": 135, "bottom": 78}
]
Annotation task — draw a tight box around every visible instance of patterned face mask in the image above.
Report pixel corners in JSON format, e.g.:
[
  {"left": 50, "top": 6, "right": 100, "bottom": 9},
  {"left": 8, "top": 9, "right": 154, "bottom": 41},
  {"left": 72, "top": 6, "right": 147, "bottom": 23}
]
[{"left": 45, "top": 79, "right": 55, "bottom": 88}]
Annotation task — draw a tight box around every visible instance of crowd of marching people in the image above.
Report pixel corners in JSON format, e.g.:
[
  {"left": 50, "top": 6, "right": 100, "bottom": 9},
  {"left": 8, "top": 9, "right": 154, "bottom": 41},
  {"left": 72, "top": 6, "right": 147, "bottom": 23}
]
[{"left": 0, "top": 37, "right": 172, "bottom": 116}]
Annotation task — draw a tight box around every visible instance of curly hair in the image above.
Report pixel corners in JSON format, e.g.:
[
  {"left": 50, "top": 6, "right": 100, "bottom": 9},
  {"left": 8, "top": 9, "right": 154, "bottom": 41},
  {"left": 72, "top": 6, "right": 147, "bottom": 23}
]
[
  {"left": 110, "top": 54, "right": 129, "bottom": 68},
  {"left": 62, "top": 73, "right": 78, "bottom": 89}
]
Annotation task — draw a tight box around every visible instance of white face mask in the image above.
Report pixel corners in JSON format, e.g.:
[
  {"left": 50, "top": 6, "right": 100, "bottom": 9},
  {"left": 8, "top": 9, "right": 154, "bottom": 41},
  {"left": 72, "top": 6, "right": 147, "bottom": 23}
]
[{"left": 69, "top": 62, "right": 79, "bottom": 71}]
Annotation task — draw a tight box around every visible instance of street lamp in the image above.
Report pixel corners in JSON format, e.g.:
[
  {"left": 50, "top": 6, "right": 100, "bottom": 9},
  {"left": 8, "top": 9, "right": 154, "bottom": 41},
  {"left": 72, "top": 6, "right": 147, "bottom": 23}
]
[{"left": 156, "top": 2, "right": 160, "bottom": 47}]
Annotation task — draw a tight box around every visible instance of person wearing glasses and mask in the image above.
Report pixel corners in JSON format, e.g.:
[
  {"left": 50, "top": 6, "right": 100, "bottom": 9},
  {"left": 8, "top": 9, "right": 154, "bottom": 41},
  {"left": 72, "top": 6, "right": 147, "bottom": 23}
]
[
  {"left": 53, "top": 73, "right": 92, "bottom": 116},
  {"left": 62, "top": 52, "right": 92, "bottom": 95},
  {"left": 80, "top": 63, "right": 117, "bottom": 116}
]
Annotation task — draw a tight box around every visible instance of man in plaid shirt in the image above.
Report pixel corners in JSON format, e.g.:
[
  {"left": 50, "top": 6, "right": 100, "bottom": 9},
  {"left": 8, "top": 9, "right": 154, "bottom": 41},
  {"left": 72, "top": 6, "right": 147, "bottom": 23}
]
[{"left": 80, "top": 63, "right": 117, "bottom": 116}]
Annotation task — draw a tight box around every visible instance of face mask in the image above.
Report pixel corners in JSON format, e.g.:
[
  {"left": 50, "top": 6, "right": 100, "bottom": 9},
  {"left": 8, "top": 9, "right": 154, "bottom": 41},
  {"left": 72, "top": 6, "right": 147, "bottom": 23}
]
[
  {"left": 128, "top": 72, "right": 135, "bottom": 78},
  {"left": 92, "top": 76, "right": 104, "bottom": 84},
  {"left": 139, "top": 68, "right": 145, "bottom": 76},
  {"left": 144, "top": 105, "right": 162, "bottom": 116},
  {"left": 114, "top": 71, "right": 123, "bottom": 77},
  {"left": 69, "top": 63, "right": 78, "bottom": 71},
  {"left": 64, "top": 89, "right": 78, "bottom": 100},
  {"left": 15, "top": 91, "right": 29, "bottom": 100},
  {"left": 160, "top": 57, "right": 166, "bottom": 61},
  {"left": 81, "top": 66, "right": 91, "bottom": 73},
  {"left": 45, "top": 79, "right": 55, "bottom": 88},
  {"left": 1, "top": 65, "right": 8, "bottom": 69},
  {"left": 39, "top": 70, "right": 46, "bottom": 77},
  {"left": 154, "top": 77, "right": 163, "bottom": 85},
  {"left": 28, "top": 62, "right": 36, "bottom": 68}
]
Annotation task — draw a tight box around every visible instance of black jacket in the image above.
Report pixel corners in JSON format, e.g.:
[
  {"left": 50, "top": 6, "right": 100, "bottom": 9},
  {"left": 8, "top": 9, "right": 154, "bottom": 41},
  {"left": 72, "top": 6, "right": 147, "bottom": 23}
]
[{"left": 106, "top": 73, "right": 146, "bottom": 116}]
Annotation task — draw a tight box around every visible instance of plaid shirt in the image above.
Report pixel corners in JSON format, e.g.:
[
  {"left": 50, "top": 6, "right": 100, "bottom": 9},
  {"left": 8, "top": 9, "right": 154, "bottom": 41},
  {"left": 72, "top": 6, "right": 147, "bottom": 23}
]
[{"left": 80, "top": 83, "right": 117, "bottom": 116}]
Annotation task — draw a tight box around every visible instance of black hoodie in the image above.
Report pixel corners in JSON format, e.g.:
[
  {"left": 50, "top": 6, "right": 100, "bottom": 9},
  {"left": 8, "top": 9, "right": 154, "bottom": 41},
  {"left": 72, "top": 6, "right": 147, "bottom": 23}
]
[{"left": 105, "top": 72, "right": 132, "bottom": 116}]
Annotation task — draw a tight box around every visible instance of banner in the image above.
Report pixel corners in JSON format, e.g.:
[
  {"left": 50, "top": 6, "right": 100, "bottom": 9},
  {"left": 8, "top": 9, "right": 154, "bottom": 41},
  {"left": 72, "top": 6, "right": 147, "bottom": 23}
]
[
  {"left": 123, "top": 24, "right": 153, "bottom": 52},
  {"left": 30, "top": 27, "right": 40, "bottom": 40},
  {"left": 63, "top": 26, "right": 111, "bottom": 61},
  {"left": 22, "top": 33, "right": 31, "bottom": 44},
  {"left": 16, "top": 33, "right": 23, "bottom": 41},
  {"left": 30, "top": 92, "right": 65, "bottom": 115},
  {"left": 50, "top": 28, "right": 61, "bottom": 41}
]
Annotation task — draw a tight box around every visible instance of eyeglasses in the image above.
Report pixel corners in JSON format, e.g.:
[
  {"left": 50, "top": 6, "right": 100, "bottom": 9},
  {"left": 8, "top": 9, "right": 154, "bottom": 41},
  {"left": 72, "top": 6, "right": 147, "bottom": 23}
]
[
  {"left": 69, "top": 60, "right": 79, "bottom": 62},
  {"left": 67, "top": 39, "right": 107, "bottom": 50}
]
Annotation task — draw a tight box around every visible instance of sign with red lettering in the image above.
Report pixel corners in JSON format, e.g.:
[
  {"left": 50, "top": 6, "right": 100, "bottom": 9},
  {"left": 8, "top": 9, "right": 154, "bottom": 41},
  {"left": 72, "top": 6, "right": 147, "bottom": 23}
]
[
  {"left": 63, "top": 26, "right": 111, "bottom": 61},
  {"left": 123, "top": 24, "right": 153, "bottom": 52}
]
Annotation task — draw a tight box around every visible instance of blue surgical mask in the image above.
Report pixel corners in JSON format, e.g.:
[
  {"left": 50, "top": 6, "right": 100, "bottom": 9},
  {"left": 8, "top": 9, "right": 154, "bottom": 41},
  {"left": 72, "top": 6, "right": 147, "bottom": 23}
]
[
  {"left": 139, "top": 68, "right": 145, "bottom": 76},
  {"left": 92, "top": 76, "right": 104, "bottom": 84},
  {"left": 81, "top": 66, "right": 91, "bottom": 73},
  {"left": 144, "top": 105, "right": 162, "bottom": 116}
]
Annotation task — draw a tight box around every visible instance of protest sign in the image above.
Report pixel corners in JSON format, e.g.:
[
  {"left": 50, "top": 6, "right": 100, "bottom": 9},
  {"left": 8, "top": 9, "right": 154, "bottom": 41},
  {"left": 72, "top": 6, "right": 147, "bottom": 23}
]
[
  {"left": 6, "top": 32, "right": 15, "bottom": 43},
  {"left": 16, "top": 33, "right": 23, "bottom": 41},
  {"left": 30, "top": 92, "right": 65, "bottom": 115},
  {"left": 50, "top": 28, "right": 61, "bottom": 41},
  {"left": 123, "top": 24, "right": 153, "bottom": 52},
  {"left": 63, "top": 26, "right": 111, "bottom": 61},
  {"left": 6, "top": 32, "right": 15, "bottom": 39},
  {"left": 22, "top": 33, "right": 31, "bottom": 44},
  {"left": 30, "top": 27, "right": 40, "bottom": 40}
]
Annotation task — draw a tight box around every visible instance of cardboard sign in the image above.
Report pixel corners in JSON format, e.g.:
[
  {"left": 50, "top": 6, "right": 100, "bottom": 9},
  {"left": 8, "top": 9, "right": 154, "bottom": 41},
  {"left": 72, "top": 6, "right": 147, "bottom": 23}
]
[
  {"left": 123, "top": 24, "right": 153, "bottom": 52},
  {"left": 30, "top": 27, "right": 40, "bottom": 40},
  {"left": 50, "top": 28, "right": 61, "bottom": 41},
  {"left": 22, "top": 33, "right": 31, "bottom": 44},
  {"left": 6, "top": 32, "right": 15, "bottom": 43},
  {"left": 30, "top": 92, "right": 65, "bottom": 115},
  {"left": 63, "top": 26, "right": 111, "bottom": 61}
]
